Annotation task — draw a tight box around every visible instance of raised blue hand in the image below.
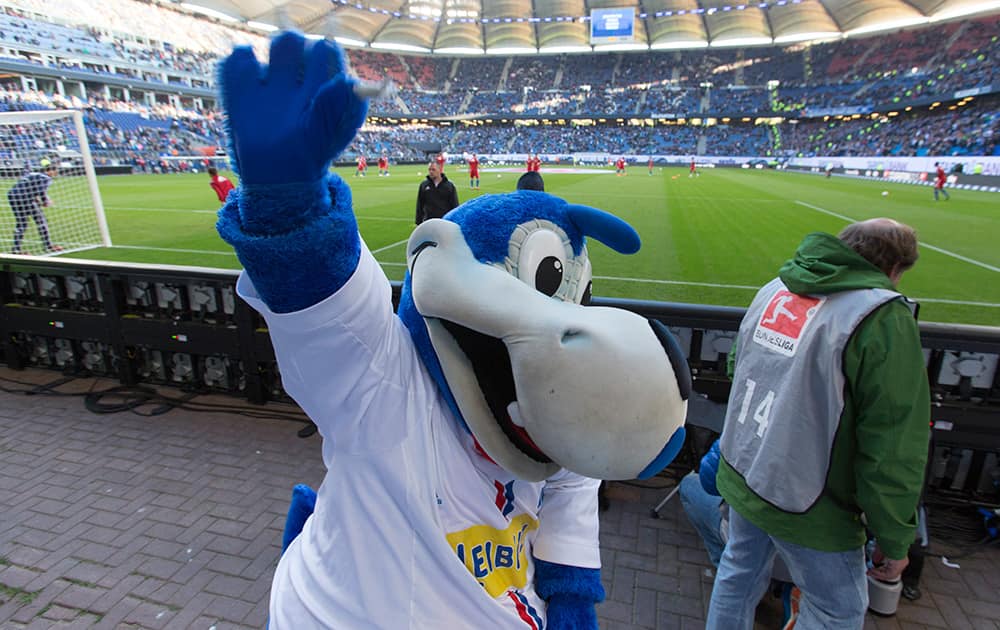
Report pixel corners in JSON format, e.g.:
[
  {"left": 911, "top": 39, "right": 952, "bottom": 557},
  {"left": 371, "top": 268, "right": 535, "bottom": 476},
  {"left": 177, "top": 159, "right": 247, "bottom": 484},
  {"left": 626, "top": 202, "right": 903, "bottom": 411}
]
[
  {"left": 216, "top": 32, "right": 367, "bottom": 313},
  {"left": 220, "top": 32, "right": 368, "bottom": 185}
]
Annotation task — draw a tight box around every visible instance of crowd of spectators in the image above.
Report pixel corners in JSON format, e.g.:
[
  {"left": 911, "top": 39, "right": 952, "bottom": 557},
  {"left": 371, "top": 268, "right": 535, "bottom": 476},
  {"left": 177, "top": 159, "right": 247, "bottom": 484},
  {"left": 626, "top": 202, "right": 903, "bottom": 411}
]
[
  {"left": 0, "top": 1, "right": 996, "bottom": 163},
  {"left": 405, "top": 55, "right": 452, "bottom": 91},
  {"left": 348, "top": 49, "right": 414, "bottom": 89},
  {"left": 707, "top": 88, "right": 771, "bottom": 115},
  {"left": 506, "top": 57, "right": 561, "bottom": 91},
  {"left": 404, "top": 90, "right": 468, "bottom": 117},
  {"left": 645, "top": 88, "right": 702, "bottom": 116},
  {"left": 464, "top": 91, "right": 523, "bottom": 116},
  {"left": 780, "top": 96, "right": 1000, "bottom": 157}
]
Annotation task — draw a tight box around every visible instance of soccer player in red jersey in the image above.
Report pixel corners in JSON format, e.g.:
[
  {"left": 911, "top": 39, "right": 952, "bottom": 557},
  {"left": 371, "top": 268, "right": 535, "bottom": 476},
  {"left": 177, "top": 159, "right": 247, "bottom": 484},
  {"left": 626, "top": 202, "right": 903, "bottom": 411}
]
[
  {"left": 615, "top": 157, "right": 626, "bottom": 176},
  {"left": 378, "top": 154, "right": 389, "bottom": 177},
  {"left": 467, "top": 154, "right": 480, "bottom": 189},
  {"left": 933, "top": 162, "right": 950, "bottom": 201},
  {"left": 208, "top": 166, "right": 235, "bottom": 202}
]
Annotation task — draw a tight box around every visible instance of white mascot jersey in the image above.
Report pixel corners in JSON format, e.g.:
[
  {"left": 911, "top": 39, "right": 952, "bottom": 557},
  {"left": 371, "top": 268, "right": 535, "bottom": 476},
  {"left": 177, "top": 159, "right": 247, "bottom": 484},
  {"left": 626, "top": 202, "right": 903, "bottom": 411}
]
[{"left": 240, "top": 247, "right": 601, "bottom": 629}]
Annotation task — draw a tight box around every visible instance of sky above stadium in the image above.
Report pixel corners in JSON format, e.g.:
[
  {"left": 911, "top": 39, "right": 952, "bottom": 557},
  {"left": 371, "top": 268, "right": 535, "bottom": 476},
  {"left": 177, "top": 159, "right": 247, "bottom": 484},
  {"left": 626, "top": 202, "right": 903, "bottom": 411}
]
[{"left": 182, "top": 0, "right": 1000, "bottom": 52}]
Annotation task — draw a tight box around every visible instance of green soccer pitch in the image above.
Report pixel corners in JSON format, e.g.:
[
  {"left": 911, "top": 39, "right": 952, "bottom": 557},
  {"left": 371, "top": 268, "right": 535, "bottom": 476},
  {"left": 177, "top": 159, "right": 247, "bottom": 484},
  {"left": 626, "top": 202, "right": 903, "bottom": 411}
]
[{"left": 58, "top": 166, "right": 1000, "bottom": 327}]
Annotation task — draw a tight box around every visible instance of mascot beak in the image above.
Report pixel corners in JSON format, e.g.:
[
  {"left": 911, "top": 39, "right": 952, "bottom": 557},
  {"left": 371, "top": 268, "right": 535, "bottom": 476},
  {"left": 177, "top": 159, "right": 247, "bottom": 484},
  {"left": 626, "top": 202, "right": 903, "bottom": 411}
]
[{"left": 409, "top": 220, "right": 689, "bottom": 482}]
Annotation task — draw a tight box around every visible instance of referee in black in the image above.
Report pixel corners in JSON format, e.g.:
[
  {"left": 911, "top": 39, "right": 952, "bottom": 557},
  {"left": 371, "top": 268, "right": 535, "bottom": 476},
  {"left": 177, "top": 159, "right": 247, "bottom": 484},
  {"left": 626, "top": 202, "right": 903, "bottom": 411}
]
[{"left": 415, "top": 160, "right": 459, "bottom": 225}]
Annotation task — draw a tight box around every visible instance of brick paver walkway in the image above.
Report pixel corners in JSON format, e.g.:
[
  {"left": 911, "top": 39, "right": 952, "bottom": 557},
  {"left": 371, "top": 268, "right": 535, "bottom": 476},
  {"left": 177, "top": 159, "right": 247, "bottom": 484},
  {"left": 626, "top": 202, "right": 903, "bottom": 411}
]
[{"left": 1, "top": 367, "right": 997, "bottom": 629}]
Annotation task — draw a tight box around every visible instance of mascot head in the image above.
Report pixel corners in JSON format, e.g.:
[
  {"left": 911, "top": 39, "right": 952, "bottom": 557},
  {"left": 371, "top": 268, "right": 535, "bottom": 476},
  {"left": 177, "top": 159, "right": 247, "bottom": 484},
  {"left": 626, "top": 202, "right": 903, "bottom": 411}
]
[{"left": 398, "top": 191, "right": 689, "bottom": 482}]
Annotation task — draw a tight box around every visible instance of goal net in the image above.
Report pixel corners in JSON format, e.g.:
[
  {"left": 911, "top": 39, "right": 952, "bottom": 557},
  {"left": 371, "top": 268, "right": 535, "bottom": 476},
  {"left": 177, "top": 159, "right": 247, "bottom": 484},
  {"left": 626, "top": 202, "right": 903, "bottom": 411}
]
[{"left": 0, "top": 110, "right": 110, "bottom": 255}]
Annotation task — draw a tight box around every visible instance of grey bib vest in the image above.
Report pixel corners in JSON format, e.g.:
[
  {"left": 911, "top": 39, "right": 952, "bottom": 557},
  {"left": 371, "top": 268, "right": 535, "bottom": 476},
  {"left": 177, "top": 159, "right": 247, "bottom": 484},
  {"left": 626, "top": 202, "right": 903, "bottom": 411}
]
[{"left": 720, "top": 278, "right": 901, "bottom": 513}]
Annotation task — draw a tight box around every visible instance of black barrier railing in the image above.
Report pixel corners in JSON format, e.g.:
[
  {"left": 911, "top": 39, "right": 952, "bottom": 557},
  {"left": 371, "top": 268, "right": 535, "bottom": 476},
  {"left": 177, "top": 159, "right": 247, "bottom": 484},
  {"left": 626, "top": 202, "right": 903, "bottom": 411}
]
[{"left": 3, "top": 254, "right": 999, "bottom": 503}]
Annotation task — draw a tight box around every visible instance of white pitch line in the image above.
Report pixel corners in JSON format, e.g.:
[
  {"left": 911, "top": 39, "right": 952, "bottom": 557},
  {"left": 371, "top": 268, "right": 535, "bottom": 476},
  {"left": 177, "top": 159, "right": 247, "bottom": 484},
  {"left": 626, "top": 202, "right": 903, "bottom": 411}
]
[
  {"left": 106, "top": 206, "right": 218, "bottom": 214},
  {"left": 793, "top": 201, "right": 854, "bottom": 222},
  {"left": 108, "top": 206, "right": 413, "bottom": 223},
  {"left": 916, "top": 243, "right": 1000, "bottom": 273},
  {"left": 595, "top": 275, "right": 759, "bottom": 290},
  {"left": 372, "top": 239, "right": 409, "bottom": 254},
  {"left": 357, "top": 216, "right": 415, "bottom": 222},
  {"left": 112, "top": 245, "right": 237, "bottom": 256},
  {"left": 915, "top": 297, "right": 1000, "bottom": 307},
  {"left": 795, "top": 201, "right": 1000, "bottom": 273}
]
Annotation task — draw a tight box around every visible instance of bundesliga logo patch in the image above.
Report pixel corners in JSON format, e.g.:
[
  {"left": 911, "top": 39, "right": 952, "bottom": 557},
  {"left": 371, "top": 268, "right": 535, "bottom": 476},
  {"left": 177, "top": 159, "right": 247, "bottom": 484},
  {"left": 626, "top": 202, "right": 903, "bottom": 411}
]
[{"left": 752, "top": 289, "right": 824, "bottom": 356}]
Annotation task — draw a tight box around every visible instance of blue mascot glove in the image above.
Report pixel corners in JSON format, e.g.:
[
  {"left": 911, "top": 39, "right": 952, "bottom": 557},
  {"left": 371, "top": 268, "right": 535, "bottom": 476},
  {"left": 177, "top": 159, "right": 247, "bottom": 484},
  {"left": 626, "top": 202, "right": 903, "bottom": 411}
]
[
  {"left": 699, "top": 439, "right": 721, "bottom": 497},
  {"left": 534, "top": 558, "right": 604, "bottom": 630},
  {"left": 216, "top": 31, "right": 369, "bottom": 312},
  {"left": 219, "top": 31, "right": 368, "bottom": 234},
  {"left": 221, "top": 31, "right": 367, "bottom": 186}
]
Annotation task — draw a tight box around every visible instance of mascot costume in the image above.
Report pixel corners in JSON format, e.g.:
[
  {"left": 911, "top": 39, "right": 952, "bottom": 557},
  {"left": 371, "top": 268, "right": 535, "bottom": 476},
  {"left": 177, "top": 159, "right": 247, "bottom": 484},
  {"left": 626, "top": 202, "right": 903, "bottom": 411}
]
[{"left": 216, "top": 32, "right": 690, "bottom": 629}]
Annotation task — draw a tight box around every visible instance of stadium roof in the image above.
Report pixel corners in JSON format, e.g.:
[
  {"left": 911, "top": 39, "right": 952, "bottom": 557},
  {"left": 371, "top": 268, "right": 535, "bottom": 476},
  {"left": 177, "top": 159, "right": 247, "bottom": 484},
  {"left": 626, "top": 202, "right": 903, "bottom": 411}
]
[{"left": 183, "top": 0, "right": 1000, "bottom": 53}]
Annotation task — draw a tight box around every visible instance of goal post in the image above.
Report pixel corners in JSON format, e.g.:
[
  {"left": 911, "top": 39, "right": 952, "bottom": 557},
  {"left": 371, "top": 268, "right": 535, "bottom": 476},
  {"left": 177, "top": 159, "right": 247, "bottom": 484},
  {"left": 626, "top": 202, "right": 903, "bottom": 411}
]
[{"left": 0, "top": 109, "right": 111, "bottom": 255}]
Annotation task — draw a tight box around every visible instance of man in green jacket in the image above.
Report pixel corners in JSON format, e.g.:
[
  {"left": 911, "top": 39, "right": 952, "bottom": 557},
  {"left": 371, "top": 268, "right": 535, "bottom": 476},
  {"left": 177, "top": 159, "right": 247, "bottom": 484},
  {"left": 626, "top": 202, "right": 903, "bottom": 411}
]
[{"left": 707, "top": 218, "right": 929, "bottom": 630}]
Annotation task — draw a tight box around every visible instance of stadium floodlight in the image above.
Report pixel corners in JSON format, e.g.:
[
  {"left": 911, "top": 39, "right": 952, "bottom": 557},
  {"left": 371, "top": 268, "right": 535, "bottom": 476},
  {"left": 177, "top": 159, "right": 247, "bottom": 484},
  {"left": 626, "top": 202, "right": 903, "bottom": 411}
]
[
  {"left": 538, "top": 45, "right": 593, "bottom": 54},
  {"left": 246, "top": 21, "right": 278, "bottom": 32},
  {"left": 487, "top": 46, "right": 539, "bottom": 55},
  {"left": 0, "top": 110, "right": 111, "bottom": 255},
  {"left": 332, "top": 36, "right": 368, "bottom": 47},
  {"left": 773, "top": 31, "right": 841, "bottom": 44},
  {"left": 435, "top": 47, "right": 485, "bottom": 55},
  {"left": 371, "top": 42, "right": 431, "bottom": 53},
  {"left": 594, "top": 43, "right": 649, "bottom": 52},
  {"left": 710, "top": 36, "right": 774, "bottom": 48},
  {"left": 650, "top": 40, "right": 709, "bottom": 50}
]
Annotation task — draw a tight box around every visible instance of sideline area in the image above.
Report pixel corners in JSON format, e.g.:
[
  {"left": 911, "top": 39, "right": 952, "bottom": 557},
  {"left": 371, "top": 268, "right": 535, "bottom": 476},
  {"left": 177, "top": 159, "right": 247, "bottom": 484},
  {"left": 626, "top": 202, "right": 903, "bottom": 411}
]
[{"left": 0, "top": 367, "right": 997, "bottom": 629}]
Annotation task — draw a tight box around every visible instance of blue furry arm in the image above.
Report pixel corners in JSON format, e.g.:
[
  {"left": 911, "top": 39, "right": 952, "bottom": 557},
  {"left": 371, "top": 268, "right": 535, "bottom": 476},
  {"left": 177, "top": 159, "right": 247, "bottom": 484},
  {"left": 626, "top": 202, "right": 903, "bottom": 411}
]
[
  {"left": 534, "top": 558, "right": 604, "bottom": 630},
  {"left": 216, "top": 175, "right": 360, "bottom": 313}
]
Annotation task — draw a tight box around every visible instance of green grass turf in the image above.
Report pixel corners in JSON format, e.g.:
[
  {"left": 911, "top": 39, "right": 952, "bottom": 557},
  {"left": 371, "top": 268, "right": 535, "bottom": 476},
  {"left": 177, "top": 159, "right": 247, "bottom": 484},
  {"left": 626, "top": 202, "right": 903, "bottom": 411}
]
[{"left": 52, "top": 166, "right": 1000, "bottom": 326}]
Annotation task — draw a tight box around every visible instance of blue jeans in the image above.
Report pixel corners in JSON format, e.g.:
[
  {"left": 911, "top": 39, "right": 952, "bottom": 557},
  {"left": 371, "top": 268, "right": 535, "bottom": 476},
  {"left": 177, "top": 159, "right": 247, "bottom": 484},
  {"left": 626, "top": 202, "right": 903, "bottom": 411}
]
[
  {"left": 707, "top": 508, "right": 868, "bottom": 630},
  {"left": 678, "top": 472, "right": 725, "bottom": 567}
]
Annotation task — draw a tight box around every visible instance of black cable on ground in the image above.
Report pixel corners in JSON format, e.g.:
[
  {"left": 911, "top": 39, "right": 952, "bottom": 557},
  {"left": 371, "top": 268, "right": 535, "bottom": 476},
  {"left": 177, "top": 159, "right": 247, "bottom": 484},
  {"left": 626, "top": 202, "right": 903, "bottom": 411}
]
[{"left": 0, "top": 373, "right": 313, "bottom": 427}]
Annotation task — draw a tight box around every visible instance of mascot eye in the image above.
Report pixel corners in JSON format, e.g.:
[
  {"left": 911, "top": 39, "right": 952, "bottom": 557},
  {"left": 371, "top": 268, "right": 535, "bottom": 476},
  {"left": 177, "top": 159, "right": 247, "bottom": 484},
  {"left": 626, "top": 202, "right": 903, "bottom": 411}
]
[
  {"left": 516, "top": 230, "right": 568, "bottom": 297},
  {"left": 535, "top": 257, "right": 563, "bottom": 296}
]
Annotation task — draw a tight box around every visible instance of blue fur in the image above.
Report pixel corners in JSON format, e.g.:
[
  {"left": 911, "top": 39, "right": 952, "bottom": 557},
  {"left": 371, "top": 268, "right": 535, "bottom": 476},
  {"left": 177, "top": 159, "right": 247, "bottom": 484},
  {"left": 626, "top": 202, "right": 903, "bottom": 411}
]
[
  {"left": 699, "top": 439, "right": 722, "bottom": 496},
  {"left": 282, "top": 484, "right": 317, "bottom": 553},
  {"left": 534, "top": 558, "right": 604, "bottom": 630},
  {"left": 566, "top": 204, "right": 641, "bottom": 254},
  {"left": 447, "top": 192, "right": 585, "bottom": 263},
  {"left": 219, "top": 33, "right": 366, "bottom": 185},
  {"left": 216, "top": 175, "right": 360, "bottom": 313}
]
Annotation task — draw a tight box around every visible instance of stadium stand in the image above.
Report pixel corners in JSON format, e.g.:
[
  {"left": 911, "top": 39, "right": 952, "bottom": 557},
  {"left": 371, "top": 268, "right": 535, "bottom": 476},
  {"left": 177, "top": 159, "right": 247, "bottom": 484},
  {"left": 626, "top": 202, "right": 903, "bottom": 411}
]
[{"left": 0, "top": 1, "right": 994, "bottom": 166}]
